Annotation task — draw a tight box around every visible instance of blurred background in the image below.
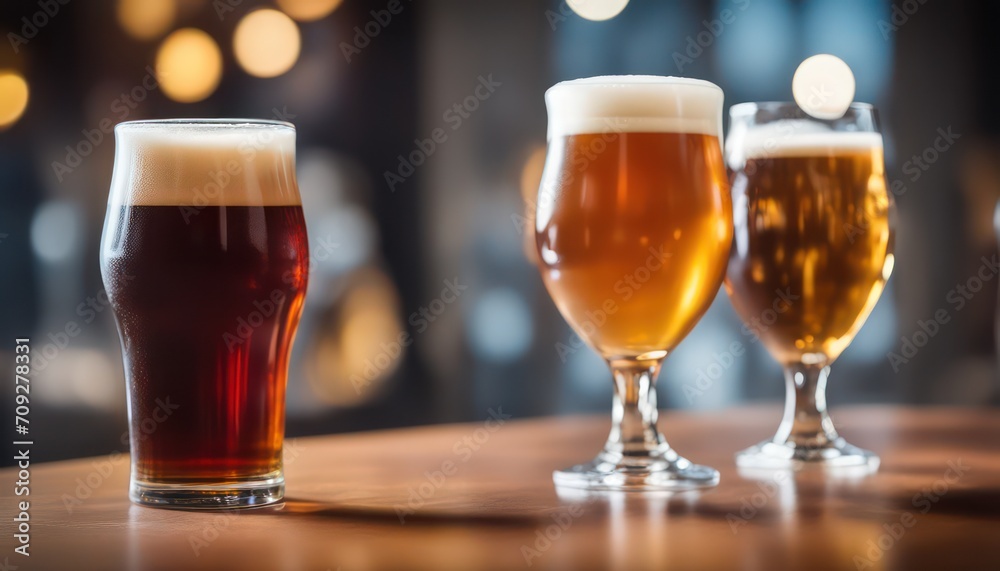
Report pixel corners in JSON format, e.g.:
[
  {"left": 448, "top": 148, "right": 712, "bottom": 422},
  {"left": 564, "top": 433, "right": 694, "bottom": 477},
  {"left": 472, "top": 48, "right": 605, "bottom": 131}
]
[{"left": 1, "top": 0, "right": 998, "bottom": 465}]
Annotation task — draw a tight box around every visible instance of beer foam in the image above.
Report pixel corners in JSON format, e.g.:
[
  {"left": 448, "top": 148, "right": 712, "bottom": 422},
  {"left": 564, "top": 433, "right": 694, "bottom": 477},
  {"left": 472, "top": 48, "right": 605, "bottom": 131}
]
[
  {"left": 733, "top": 119, "right": 883, "bottom": 164},
  {"left": 110, "top": 120, "right": 300, "bottom": 207},
  {"left": 545, "top": 75, "right": 723, "bottom": 140}
]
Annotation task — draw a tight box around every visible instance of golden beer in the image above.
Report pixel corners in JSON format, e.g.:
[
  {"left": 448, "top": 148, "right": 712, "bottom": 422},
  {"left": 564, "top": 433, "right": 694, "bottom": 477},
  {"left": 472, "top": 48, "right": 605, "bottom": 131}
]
[
  {"left": 536, "top": 131, "right": 732, "bottom": 358},
  {"left": 725, "top": 134, "right": 892, "bottom": 365},
  {"left": 724, "top": 102, "right": 893, "bottom": 471},
  {"left": 536, "top": 76, "right": 730, "bottom": 491}
]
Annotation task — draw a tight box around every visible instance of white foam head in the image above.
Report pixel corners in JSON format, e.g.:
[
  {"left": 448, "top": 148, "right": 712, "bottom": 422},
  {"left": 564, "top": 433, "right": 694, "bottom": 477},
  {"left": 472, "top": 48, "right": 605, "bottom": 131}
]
[
  {"left": 109, "top": 119, "right": 300, "bottom": 207},
  {"left": 728, "top": 118, "right": 883, "bottom": 168},
  {"left": 545, "top": 75, "right": 724, "bottom": 141}
]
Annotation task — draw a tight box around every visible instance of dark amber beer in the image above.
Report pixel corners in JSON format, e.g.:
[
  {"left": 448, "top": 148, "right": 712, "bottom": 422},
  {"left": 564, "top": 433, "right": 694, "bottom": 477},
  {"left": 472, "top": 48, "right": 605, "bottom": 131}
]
[
  {"left": 725, "top": 132, "right": 892, "bottom": 365},
  {"left": 100, "top": 120, "right": 308, "bottom": 507}
]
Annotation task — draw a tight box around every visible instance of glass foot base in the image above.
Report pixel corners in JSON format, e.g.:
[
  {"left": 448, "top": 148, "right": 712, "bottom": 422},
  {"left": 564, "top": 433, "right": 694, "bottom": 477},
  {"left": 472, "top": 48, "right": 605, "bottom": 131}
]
[
  {"left": 736, "top": 439, "right": 879, "bottom": 472},
  {"left": 553, "top": 450, "right": 719, "bottom": 492},
  {"left": 130, "top": 475, "right": 284, "bottom": 509}
]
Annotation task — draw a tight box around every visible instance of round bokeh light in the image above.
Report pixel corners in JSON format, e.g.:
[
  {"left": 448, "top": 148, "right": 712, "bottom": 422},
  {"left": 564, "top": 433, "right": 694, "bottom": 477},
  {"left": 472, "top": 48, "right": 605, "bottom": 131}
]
[
  {"left": 156, "top": 28, "right": 223, "bottom": 103},
  {"left": 792, "top": 54, "right": 856, "bottom": 120}
]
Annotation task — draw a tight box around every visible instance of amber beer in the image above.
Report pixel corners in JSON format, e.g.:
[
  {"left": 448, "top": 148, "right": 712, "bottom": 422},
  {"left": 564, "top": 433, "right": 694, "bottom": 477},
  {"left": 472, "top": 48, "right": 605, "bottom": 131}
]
[
  {"left": 537, "top": 76, "right": 731, "bottom": 491},
  {"left": 100, "top": 120, "right": 308, "bottom": 507},
  {"left": 536, "top": 131, "right": 732, "bottom": 358},
  {"left": 725, "top": 133, "right": 892, "bottom": 365}
]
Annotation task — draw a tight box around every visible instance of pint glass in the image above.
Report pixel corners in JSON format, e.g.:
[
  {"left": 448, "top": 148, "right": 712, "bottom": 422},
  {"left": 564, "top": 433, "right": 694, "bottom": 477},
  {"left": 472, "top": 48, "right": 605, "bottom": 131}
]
[{"left": 100, "top": 120, "right": 309, "bottom": 507}]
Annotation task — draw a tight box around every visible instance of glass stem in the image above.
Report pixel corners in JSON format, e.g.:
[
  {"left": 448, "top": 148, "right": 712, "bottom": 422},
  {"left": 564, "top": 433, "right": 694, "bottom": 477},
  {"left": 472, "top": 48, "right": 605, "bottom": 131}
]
[
  {"left": 605, "top": 358, "right": 668, "bottom": 456},
  {"left": 774, "top": 363, "right": 840, "bottom": 448}
]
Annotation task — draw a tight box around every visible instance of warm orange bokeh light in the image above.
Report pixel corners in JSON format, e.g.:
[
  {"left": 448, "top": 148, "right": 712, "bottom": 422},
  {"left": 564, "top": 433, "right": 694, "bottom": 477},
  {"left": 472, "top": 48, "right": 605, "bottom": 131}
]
[
  {"left": 234, "top": 9, "right": 301, "bottom": 78},
  {"left": 276, "top": 0, "right": 343, "bottom": 22},
  {"left": 155, "top": 28, "right": 222, "bottom": 103},
  {"left": 0, "top": 71, "right": 29, "bottom": 129},
  {"left": 519, "top": 145, "right": 547, "bottom": 265},
  {"left": 117, "top": 0, "right": 175, "bottom": 40},
  {"left": 306, "top": 269, "right": 405, "bottom": 406}
]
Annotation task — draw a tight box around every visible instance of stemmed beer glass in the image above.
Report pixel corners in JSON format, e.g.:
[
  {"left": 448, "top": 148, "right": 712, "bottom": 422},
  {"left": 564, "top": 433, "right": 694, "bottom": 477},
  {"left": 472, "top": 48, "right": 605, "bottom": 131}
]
[
  {"left": 724, "top": 103, "right": 893, "bottom": 470},
  {"left": 535, "top": 76, "right": 732, "bottom": 490}
]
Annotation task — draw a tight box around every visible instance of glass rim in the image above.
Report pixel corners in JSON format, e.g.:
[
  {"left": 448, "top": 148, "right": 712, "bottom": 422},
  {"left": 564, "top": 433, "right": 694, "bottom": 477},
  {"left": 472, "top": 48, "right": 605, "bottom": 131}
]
[
  {"left": 548, "top": 74, "right": 722, "bottom": 95},
  {"left": 115, "top": 118, "right": 295, "bottom": 132},
  {"left": 729, "top": 101, "right": 876, "bottom": 117}
]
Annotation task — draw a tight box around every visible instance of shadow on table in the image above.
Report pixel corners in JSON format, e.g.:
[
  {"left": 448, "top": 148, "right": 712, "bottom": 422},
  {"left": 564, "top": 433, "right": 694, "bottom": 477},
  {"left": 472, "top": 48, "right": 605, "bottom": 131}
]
[{"left": 269, "top": 498, "right": 543, "bottom": 526}]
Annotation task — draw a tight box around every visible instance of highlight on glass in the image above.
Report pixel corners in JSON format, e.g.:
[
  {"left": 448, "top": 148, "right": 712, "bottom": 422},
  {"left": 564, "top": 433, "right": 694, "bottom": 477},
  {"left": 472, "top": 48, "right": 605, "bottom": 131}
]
[
  {"left": 100, "top": 120, "right": 309, "bottom": 507},
  {"left": 535, "top": 76, "right": 732, "bottom": 491},
  {"left": 724, "top": 102, "right": 893, "bottom": 471}
]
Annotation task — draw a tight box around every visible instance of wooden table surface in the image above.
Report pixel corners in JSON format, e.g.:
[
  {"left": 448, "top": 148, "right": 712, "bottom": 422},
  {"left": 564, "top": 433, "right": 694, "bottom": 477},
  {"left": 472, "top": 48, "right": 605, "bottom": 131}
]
[{"left": 2, "top": 406, "right": 999, "bottom": 571}]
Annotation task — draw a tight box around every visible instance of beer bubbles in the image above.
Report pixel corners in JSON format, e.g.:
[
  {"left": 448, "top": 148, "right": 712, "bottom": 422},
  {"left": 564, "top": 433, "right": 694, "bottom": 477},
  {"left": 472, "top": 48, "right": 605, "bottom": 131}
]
[
  {"left": 234, "top": 10, "right": 301, "bottom": 78},
  {"left": 792, "top": 54, "right": 855, "bottom": 120},
  {"left": 567, "top": 0, "right": 630, "bottom": 21}
]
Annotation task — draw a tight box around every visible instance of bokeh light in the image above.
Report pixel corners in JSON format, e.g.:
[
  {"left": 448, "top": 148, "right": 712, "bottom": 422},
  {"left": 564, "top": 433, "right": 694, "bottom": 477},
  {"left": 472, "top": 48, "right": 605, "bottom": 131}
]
[
  {"left": 31, "top": 201, "right": 80, "bottom": 263},
  {"left": 36, "top": 350, "right": 122, "bottom": 411},
  {"left": 567, "top": 0, "right": 630, "bottom": 21},
  {"left": 0, "top": 71, "right": 29, "bottom": 129},
  {"left": 793, "top": 54, "right": 856, "bottom": 120},
  {"left": 306, "top": 269, "right": 405, "bottom": 406},
  {"left": 234, "top": 9, "right": 301, "bottom": 78},
  {"left": 276, "top": 0, "right": 343, "bottom": 22},
  {"left": 466, "top": 288, "right": 533, "bottom": 363},
  {"left": 715, "top": 0, "right": 796, "bottom": 101},
  {"left": 520, "top": 146, "right": 547, "bottom": 205},
  {"left": 117, "top": 0, "right": 175, "bottom": 40},
  {"left": 155, "top": 28, "right": 222, "bottom": 103},
  {"left": 519, "top": 146, "right": 547, "bottom": 264}
]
